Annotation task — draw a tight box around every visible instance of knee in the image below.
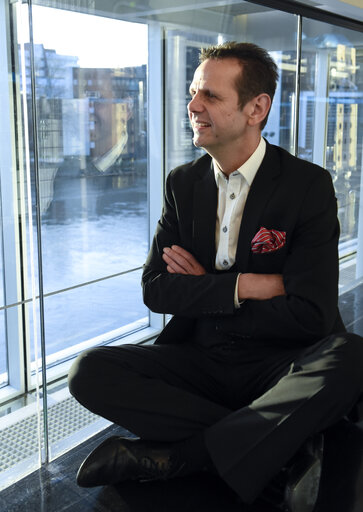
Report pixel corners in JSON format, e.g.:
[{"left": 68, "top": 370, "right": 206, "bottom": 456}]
[
  {"left": 68, "top": 348, "right": 99, "bottom": 403},
  {"left": 329, "top": 332, "right": 363, "bottom": 388},
  {"left": 335, "top": 331, "right": 363, "bottom": 360}
]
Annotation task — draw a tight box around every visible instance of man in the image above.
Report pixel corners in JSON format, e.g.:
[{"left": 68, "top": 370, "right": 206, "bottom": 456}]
[
  {"left": 69, "top": 42, "right": 363, "bottom": 511},
  {"left": 46, "top": 68, "right": 134, "bottom": 222}
]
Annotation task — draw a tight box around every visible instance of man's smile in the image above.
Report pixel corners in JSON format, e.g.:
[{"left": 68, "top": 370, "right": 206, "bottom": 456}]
[{"left": 192, "top": 120, "right": 211, "bottom": 129}]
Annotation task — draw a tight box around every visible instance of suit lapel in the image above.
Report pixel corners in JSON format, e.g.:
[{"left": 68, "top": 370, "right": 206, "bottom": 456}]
[
  {"left": 235, "top": 142, "right": 282, "bottom": 272},
  {"left": 192, "top": 158, "right": 218, "bottom": 271}
]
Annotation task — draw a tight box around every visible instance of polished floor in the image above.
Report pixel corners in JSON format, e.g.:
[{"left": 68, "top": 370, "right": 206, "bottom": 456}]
[{"left": 1, "top": 282, "right": 363, "bottom": 512}]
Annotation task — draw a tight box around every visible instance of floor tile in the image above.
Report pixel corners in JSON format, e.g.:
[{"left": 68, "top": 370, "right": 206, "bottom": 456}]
[{"left": 339, "top": 283, "right": 363, "bottom": 332}]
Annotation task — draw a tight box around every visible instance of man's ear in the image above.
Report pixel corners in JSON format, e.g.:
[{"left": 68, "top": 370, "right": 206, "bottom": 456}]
[{"left": 246, "top": 93, "right": 271, "bottom": 127}]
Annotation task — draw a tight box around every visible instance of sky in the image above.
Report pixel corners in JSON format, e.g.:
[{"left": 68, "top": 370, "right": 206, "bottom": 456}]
[{"left": 19, "top": 5, "right": 148, "bottom": 68}]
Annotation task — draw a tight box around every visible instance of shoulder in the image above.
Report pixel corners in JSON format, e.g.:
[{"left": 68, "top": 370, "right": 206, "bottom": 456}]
[
  {"left": 267, "top": 141, "right": 334, "bottom": 191},
  {"left": 168, "top": 153, "right": 212, "bottom": 184}
]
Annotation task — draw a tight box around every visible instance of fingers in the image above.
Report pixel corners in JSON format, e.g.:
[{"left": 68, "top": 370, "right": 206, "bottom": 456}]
[
  {"left": 163, "top": 248, "right": 189, "bottom": 274},
  {"left": 162, "top": 245, "right": 206, "bottom": 276},
  {"left": 162, "top": 246, "right": 195, "bottom": 274}
]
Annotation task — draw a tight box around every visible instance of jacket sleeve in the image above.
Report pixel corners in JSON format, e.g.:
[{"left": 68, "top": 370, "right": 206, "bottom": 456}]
[
  {"left": 142, "top": 171, "right": 239, "bottom": 317},
  {"left": 143, "top": 166, "right": 341, "bottom": 346},
  {"left": 216, "top": 169, "right": 341, "bottom": 344}
]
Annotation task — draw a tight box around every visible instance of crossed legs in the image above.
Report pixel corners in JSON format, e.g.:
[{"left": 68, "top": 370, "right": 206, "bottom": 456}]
[{"left": 68, "top": 333, "right": 363, "bottom": 503}]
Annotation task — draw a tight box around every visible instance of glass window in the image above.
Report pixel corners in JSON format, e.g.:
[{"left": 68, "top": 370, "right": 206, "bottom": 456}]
[
  {"left": 298, "top": 18, "right": 363, "bottom": 291},
  {"left": 0, "top": 0, "right": 23, "bottom": 391},
  {"left": 41, "top": 270, "right": 147, "bottom": 368},
  {"left": 164, "top": 7, "right": 299, "bottom": 172},
  {"left": 0, "top": 0, "right": 153, "bottom": 486},
  {"left": 24, "top": 6, "right": 149, "bottom": 366}
]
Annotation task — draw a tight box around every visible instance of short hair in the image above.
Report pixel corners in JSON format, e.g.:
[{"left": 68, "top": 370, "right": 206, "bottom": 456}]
[{"left": 199, "top": 41, "right": 278, "bottom": 129}]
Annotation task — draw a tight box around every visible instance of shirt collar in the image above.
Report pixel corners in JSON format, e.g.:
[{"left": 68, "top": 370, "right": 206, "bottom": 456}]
[{"left": 213, "top": 137, "right": 266, "bottom": 187}]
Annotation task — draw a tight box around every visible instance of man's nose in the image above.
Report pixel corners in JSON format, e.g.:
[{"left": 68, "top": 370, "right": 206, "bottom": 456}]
[{"left": 188, "top": 92, "right": 203, "bottom": 113}]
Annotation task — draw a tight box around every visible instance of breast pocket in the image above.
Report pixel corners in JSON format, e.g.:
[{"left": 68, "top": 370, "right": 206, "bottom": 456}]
[{"left": 249, "top": 246, "right": 287, "bottom": 274}]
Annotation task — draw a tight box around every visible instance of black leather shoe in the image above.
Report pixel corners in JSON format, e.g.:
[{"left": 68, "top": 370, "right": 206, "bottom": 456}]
[
  {"left": 76, "top": 436, "right": 184, "bottom": 487},
  {"left": 260, "top": 434, "right": 324, "bottom": 512},
  {"left": 283, "top": 433, "right": 324, "bottom": 512}
]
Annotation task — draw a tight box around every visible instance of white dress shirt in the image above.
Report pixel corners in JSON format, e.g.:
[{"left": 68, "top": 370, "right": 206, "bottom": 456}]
[{"left": 213, "top": 137, "right": 266, "bottom": 306}]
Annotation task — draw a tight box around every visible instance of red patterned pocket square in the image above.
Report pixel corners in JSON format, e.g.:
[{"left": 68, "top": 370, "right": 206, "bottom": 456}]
[{"left": 251, "top": 227, "right": 286, "bottom": 254}]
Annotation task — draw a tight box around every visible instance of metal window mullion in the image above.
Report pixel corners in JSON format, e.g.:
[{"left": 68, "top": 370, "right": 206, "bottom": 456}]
[
  {"left": 27, "top": 0, "right": 49, "bottom": 464},
  {"left": 147, "top": 23, "right": 165, "bottom": 334},
  {"left": 312, "top": 50, "right": 329, "bottom": 168},
  {"left": 356, "top": 144, "right": 363, "bottom": 280},
  {"left": 293, "top": 14, "right": 302, "bottom": 157},
  {"left": 0, "top": 265, "right": 144, "bottom": 313}
]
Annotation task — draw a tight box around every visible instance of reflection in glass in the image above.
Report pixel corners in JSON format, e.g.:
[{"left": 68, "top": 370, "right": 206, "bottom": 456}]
[
  {"left": 24, "top": 6, "right": 148, "bottom": 363},
  {"left": 299, "top": 19, "right": 362, "bottom": 288},
  {"left": 26, "top": 270, "right": 147, "bottom": 368},
  {"left": 165, "top": 9, "right": 298, "bottom": 171}
]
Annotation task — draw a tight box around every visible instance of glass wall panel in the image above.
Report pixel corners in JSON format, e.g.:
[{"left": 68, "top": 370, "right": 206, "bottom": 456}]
[
  {"left": 0, "top": 0, "right": 21, "bottom": 390},
  {"left": 299, "top": 18, "right": 363, "bottom": 291},
  {"left": 1, "top": 0, "right": 151, "bottom": 490},
  {"left": 164, "top": 5, "right": 298, "bottom": 171},
  {"left": 41, "top": 270, "right": 147, "bottom": 368},
  {"left": 0, "top": 0, "right": 48, "bottom": 489},
  {"left": 26, "top": 5, "right": 148, "bottom": 365},
  {"left": 237, "top": 10, "right": 300, "bottom": 155}
]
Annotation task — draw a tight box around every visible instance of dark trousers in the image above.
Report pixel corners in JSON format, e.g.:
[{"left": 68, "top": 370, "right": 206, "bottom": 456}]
[{"left": 68, "top": 332, "right": 363, "bottom": 503}]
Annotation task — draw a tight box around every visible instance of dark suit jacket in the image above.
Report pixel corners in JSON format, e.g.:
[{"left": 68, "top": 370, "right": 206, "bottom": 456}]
[{"left": 142, "top": 141, "right": 345, "bottom": 349}]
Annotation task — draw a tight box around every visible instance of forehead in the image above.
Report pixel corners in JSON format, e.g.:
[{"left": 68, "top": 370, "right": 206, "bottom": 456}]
[{"left": 191, "top": 57, "right": 242, "bottom": 89}]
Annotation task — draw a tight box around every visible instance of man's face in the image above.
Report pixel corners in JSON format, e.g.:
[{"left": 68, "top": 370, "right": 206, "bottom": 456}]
[{"left": 188, "top": 58, "right": 250, "bottom": 154}]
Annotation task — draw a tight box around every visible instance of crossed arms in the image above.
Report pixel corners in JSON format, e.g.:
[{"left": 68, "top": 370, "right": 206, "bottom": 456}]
[
  {"left": 163, "top": 245, "right": 285, "bottom": 301},
  {"left": 142, "top": 160, "right": 341, "bottom": 345}
]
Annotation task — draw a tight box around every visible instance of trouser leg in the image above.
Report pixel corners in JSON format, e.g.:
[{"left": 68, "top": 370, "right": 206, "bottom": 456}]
[
  {"left": 68, "top": 343, "right": 231, "bottom": 441},
  {"left": 205, "top": 333, "right": 363, "bottom": 503}
]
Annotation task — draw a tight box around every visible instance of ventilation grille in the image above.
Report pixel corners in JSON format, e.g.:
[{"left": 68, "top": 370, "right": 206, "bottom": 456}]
[
  {"left": 0, "top": 396, "right": 98, "bottom": 472},
  {"left": 339, "top": 260, "right": 358, "bottom": 293}
]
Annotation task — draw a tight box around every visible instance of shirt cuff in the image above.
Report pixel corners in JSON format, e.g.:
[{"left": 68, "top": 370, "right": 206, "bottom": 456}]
[{"left": 234, "top": 273, "right": 245, "bottom": 308}]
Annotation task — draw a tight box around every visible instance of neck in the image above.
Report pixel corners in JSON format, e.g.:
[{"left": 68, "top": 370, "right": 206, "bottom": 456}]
[{"left": 208, "top": 133, "right": 261, "bottom": 176}]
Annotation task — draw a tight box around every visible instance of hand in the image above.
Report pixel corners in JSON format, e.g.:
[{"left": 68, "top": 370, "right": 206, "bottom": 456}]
[
  {"left": 238, "top": 273, "right": 286, "bottom": 301},
  {"left": 162, "top": 245, "right": 206, "bottom": 275}
]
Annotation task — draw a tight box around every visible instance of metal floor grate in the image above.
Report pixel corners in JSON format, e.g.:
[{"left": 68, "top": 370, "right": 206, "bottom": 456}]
[
  {"left": 339, "top": 259, "right": 360, "bottom": 294},
  {"left": 0, "top": 396, "right": 99, "bottom": 472},
  {"left": 340, "top": 262, "right": 356, "bottom": 286}
]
